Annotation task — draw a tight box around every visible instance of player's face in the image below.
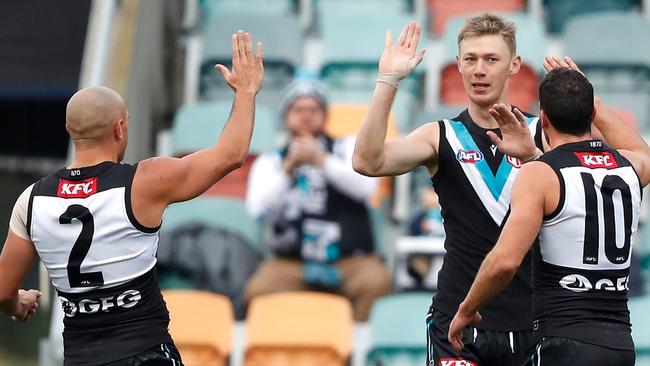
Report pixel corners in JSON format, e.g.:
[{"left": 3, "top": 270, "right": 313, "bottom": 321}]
[
  {"left": 457, "top": 34, "right": 519, "bottom": 107},
  {"left": 285, "top": 96, "right": 327, "bottom": 137}
]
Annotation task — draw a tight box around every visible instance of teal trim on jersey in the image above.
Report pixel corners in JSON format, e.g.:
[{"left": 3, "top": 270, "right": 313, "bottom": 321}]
[{"left": 449, "top": 117, "right": 536, "bottom": 200}]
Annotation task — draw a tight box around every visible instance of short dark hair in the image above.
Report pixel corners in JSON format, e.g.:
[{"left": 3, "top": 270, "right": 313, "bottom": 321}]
[{"left": 539, "top": 68, "right": 594, "bottom": 136}]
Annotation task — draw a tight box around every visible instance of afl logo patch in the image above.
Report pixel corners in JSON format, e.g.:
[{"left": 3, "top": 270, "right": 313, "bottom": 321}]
[
  {"left": 506, "top": 156, "right": 523, "bottom": 168},
  {"left": 456, "top": 149, "right": 483, "bottom": 163}
]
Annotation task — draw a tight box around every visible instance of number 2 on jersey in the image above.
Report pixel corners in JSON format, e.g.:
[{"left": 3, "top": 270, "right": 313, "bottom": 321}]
[
  {"left": 59, "top": 205, "right": 104, "bottom": 287},
  {"left": 581, "top": 173, "right": 633, "bottom": 265}
]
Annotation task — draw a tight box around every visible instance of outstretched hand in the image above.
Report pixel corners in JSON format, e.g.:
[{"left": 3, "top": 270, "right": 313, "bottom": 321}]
[
  {"left": 487, "top": 103, "right": 538, "bottom": 161},
  {"left": 378, "top": 22, "right": 426, "bottom": 78},
  {"left": 215, "top": 30, "right": 264, "bottom": 95}
]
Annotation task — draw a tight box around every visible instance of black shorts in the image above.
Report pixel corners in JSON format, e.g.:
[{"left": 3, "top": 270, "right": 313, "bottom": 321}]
[
  {"left": 426, "top": 306, "right": 533, "bottom": 366},
  {"left": 522, "top": 336, "right": 635, "bottom": 366},
  {"left": 102, "top": 343, "right": 183, "bottom": 366}
]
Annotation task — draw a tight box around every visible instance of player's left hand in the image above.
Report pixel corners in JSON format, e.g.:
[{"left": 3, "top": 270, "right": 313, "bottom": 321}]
[
  {"left": 448, "top": 308, "right": 482, "bottom": 352},
  {"left": 487, "top": 103, "right": 538, "bottom": 161}
]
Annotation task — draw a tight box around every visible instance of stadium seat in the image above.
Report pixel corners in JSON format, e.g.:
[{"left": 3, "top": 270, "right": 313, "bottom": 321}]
[
  {"left": 630, "top": 295, "right": 650, "bottom": 358},
  {"left": 171, "top": 102, "right": 278, "bottom": 199},
  {"left": 325, "top": 103, "right": 399, "bottom": 139},
  {"left": 163, "top": 196, "right": 261, "bottom": 249},
  {"left": 563, "top": 12, "right": 650, "bottom": 70},
  {"left": 245, "top": 292, "right": 354, "bottom": 366},
  {"left": 171, "top": 101, "right": 278, "bottom": 156},
  {"left": 365, "top": 293, "right": 432, "bottom": 366},
  {"left": 200, "top": 11, "right": 303, "bottom": 103},
  {"left": 428, "top": 0, "right": 525, "bottom": 36},
  {"left": 320, "top": 10, "right": 423, "bottom": 94},
  {"left": 439, "top": 62, "right": 540, "bottom": 112},
  {"left": 544, "top": 0, "right": 636, "bottom": 34},
  {"left": 163, "top": 290, "right": 233, "bottom": 366}
]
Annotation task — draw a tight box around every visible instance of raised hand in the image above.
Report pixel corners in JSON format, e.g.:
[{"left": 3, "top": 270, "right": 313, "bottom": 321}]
[
  {"left": 487, "top": 103, "right": 539, "bottom": 161},
  {"left": 11, "top": 289, "right": 41, "bottom": 322},
  {"left": 215, "top": 30, "right": 264, "bottom": 95},
  {"left": 543, "top": 56, "right": 584, "bottom": 75},
  {"left": 378, "top": 22, "right": 426, "bottom": 79}
]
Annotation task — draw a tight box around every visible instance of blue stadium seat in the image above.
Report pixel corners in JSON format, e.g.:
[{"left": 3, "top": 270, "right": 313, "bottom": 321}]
[
  {"left": 171, "top": 101, "right": 278, "bottom": 156},
  {"left": 365, "top": 293, "right": 432, "bottom": 366}
]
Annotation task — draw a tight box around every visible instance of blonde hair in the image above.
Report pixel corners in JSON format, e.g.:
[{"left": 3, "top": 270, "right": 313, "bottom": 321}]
[{"left": 457, "top": 13, "right": 517, "bottom": 56}]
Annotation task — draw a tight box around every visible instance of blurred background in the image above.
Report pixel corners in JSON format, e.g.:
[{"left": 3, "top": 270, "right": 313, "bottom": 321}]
[{"left": 1, "top": 0, "right": 649, "bottom": 365}]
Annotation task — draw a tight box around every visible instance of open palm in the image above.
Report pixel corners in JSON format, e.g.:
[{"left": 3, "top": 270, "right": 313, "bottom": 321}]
[{"left": 379, "top": 22, "right": 425, "bottom": 77}]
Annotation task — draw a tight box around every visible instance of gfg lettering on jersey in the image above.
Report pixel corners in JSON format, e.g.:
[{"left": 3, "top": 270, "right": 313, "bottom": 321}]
[
  {"left": 57, "top": 177, "right": 98, "bottom": 198},
  {"left": 559, "top": 274, "right": 629, "bottom": 293},
  {"left": 575, "top": 152, "right": 618, "bottom": 169},
  {"left": 439, "top": 359, "right": 477, "bottom": 366},
  {"left": 59, "top": 290, "right": 141, "bottom": 317},
  {"left": 456, "top": 149, "right": 483, "bottom": 164}
]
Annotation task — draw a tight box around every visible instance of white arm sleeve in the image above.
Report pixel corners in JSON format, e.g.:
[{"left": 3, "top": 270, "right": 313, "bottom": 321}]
[
  {"left": 9, "top": 184, "right": 34, "bottom": 241},
  {"left": 246, "top": 153, "right": 292, "bottom": 219},
  {"left": 323, "top": 136, "right": 378, "bottom": 203}
]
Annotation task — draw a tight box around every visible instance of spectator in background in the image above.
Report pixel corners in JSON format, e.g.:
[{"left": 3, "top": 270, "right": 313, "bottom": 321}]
[
  {"left": 409, "top": 187, "right": 445, "bottom": 237},
  {"left": 245, "top": 77, "right": 391, "bottom": 321}
]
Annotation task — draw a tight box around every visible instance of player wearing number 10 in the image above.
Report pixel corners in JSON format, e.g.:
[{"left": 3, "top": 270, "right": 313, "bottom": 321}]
[
  {"left": 448, "top": 68, "right": 650, "bottom": 365},
  {"left": 0, "top": 31, "right": 263, "bottom": 365}
]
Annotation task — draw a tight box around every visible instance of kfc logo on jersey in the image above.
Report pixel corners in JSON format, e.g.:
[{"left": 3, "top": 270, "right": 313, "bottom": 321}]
[
  {"left": 58, "top": 177, "right": 98, "bottom": 198},
  {"left": 439, "top": 359, "right": 477, "bottom": 366},
  {"left": 575, "top": 152, "right": 618, "bottom": 169},
  {"left": 456, "top": 149, "right": 483, "bottom": 164},
  {"left": 506, "top": 155, "right": 523, "bottom": 168}
]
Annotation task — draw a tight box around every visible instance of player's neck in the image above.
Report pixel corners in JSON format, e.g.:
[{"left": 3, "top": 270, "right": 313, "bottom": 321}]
[
  {"left": 69, "top": 146, "right": 120, "bottom": 169},
  {"left": 549, "top": 133, "right": 592, "bottom": 150},
  {"left": 468, "top": 102, "right": 507, "bottom": 129}
]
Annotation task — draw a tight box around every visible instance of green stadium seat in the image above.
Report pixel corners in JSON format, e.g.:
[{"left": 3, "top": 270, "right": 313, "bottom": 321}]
[
  {"left": 200, "top": 12, "right": 303, "bottom": 102},
  {"left": 319, "top": 11, "right": 425, "bottom": 95},
  {"left": 366, "top": 293, "right": 432, "bottom": 366},
  {"left": 544, "top": 0, "right": 635, "bottom": 34},
  {"left": 630, "top": 295, "right": 650, "bottom": 358},
  {"left": 163, "top": 196, "right": 261, "bottom": 249},
  {"left": 171, "top": 101, "right": 278, "bottom": 156},
  {"left": 563, "top": 12, "right": 650, "bottom": 70}
]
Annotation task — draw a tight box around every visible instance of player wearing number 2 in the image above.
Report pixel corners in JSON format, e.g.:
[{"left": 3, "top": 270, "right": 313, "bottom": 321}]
[
  {"left": 448, "top": 68, "right": 650, "bottom": 365},
  {"left": 0, "top": 31, "right": 263, "bottom": 365}
]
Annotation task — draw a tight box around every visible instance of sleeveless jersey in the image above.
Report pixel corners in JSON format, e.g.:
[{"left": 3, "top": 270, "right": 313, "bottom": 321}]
[
  {"left": 533, "top": 140, "right": 640, "bottom": 350},
  {"left": 431, "top": 108, "right": 542, "bottom": 331},
  {"left": 27, "top": 161, "right": 171, "bottom": 365}
]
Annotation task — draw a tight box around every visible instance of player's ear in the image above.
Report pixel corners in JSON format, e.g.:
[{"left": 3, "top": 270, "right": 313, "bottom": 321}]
[
  {"left": 456, "top": 55, "right": 462, "bottom": 73},
  {"left": 509, "top": 55, "right": 521, "bottom": 75},
  {"left": 113, "top": 119, "right": 125, "bottom": 140},
  {"left": 540, "top": 110, "right": 549, "bottom": 129}
]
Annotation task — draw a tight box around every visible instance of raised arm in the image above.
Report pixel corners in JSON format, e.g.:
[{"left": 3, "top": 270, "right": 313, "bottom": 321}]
[
  {"left": 544, "top": 56, "right": 647, "bottom": 152},
  {"left": 352, "top": 22, "right": 435, "bottom": 177},
  {"left": 131, "top": 31, "right": 264, "bottom": 226},
  {"left": 447, "top": 161, "right": 555, "bottom": 351}
]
